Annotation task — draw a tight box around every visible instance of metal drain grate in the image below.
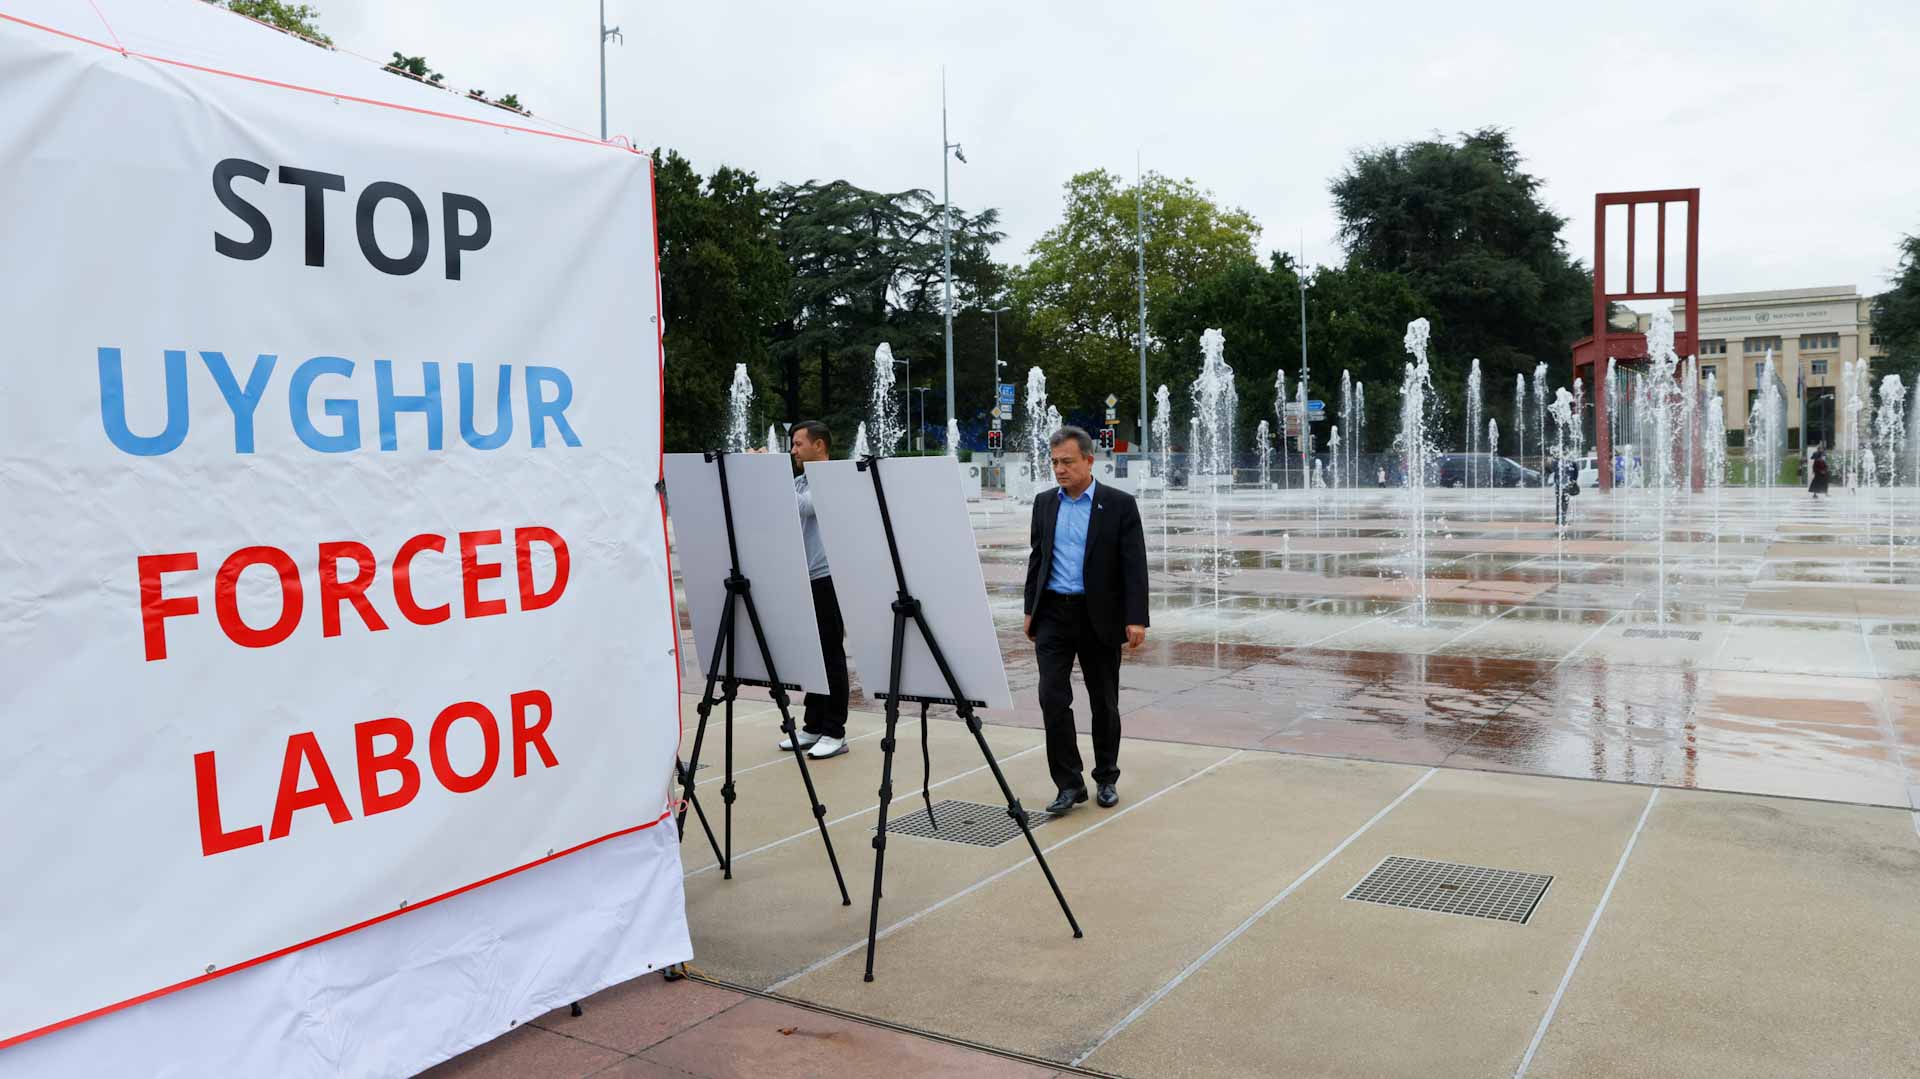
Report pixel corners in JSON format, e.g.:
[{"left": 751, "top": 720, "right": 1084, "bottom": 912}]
[
  {"left": 1895, "top": 640, "right": 1920, "bottom": 652},
  {"left": 879, "top": 799, "right": 1053, "bottom": 847},
  {"left": 1346, "top": 856, "right": 1552, "bottom": 924},
  {"left": 1623, "top": 628, "right": 1703, "bottom": 641}
]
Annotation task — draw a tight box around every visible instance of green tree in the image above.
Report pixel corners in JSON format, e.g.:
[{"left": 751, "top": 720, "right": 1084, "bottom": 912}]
[
  {"left": 496, "top": 93, "right": 525, "bottom": 113},
  {"left": 1304, "top": 264, "right": 1433, "bottom": 453},
  {"left": 1151, "top": 254, "right": 1430, "bottom": 455},
  {"left": 769, "top": 180, "right": 1001, "bottom": 447},
  {"left": 1013, "top": 169, "right": 1260, "bottom": 426},
  {"left": 386, "top": 52, "right": 443, "bottom": 86},
  {"left": 654, "top": 151, "right": 790, "bottom": 452},
  {"left": 223, "top": 0, "right": 331, "bottom": 45},
  {"left": 1151, "top": 253, "right": 1302, "bottom": 447},
  {"left": 1332, "top": 128, "right": 1590, "bottom": 424},
  {"left": 1872, "top": 233, "right": 1920, "bottom": 385}
]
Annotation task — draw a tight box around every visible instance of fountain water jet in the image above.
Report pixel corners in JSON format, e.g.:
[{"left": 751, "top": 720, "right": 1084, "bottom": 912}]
[
  {"left": 870, "top": 344, "right": 903, "bottom": 457},
  {"left": 1876, "top": 375, "right": 1907, "bottom": 567},
  {"left": 725, "top": 364, "right": 754, "bottom": 452},
  {"left": 1398, "top": 319, "right": 1437, "bottom": 625},
  {"left": 1513, "top": 374, "right": 1527, "bottom": 483},
  {"left": 1256, "top": 419, "right": 1273, "bottom": 490},
  {"left": 1153, "top": 384, "right": 1173, "bottom": 573},
  {"left": 1704, "top": 372, "right": 1726, "bottom": 566},
  {"left": 1024, "top": 366, "right": 1051, "bottom": 485},
  {"left": 1190, "top": 330, "right": 1237, "bottom": 593},
  {"left": 1466, "top": 359, "right": 1483, "bottom": 488}
]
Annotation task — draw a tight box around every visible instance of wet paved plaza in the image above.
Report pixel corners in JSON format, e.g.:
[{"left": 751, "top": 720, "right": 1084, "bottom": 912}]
[{"left": 964, "top": 484, "right": 1920, "bottom": 811}]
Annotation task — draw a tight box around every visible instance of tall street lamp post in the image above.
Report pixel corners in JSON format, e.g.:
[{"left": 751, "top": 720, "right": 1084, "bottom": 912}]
[
  {"left": 1135, "top": 159, "right": 1150, "bottom": 454},
  {"left": 911, "top": 387, "right": 932, "bottom": 452},
  {"left": 986, "top": 304, "right": 1010, "bottom": 395},
  {"left": 598, "top": 2, "right": 622, "bottom": 141},
  {"left": 941, "top": 70, "right": 966, "bottom": 438}
]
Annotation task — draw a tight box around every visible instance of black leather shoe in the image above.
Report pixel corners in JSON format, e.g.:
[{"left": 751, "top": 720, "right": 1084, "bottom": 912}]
[
  {"left": 1045, "top": 788, "right": 1088, "bottom": 814},
  {"left": 1096, "top": 783, "right": 1118, "bottom": 808}
]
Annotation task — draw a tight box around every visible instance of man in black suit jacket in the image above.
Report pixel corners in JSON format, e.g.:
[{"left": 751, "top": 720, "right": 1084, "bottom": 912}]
[{"left": 1024, "top": 427, "right": 1150, "bottom": 814}]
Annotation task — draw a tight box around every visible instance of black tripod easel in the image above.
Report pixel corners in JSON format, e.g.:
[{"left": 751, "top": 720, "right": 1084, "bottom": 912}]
[
  {"left": 857, "top": 455, "right": 1081, "bottom": 981},
  {"left": 674, "top": 451, "right": 850, "bottom": 906}
]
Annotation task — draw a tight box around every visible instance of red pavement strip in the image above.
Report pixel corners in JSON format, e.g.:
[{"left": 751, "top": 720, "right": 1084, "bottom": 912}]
[{"left": 423, "top": 972, "right": 1064, "bottom": 1079}]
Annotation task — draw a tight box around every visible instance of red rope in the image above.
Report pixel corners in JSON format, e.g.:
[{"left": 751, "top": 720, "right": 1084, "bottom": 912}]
[{"left": 84, "top": 0, "right": 126, "bottom": 54}]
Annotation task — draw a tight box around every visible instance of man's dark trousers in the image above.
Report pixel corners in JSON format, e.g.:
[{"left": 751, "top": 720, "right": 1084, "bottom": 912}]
[
  {"left": 801, "top": 575, "right": 848, "bottom": 740},
  {"left": 1034, "top": 592, "right": 1121, "bottom": 793}
]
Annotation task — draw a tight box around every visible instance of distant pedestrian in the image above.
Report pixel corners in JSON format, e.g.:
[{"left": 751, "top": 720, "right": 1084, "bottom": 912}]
[{"left": 1808, "top": 447, "right": 1831, "bottom": 498}]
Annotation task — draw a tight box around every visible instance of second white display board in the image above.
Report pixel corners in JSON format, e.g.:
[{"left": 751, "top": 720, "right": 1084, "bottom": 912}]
[{"left": 804, "top": 457, "right": 1012, "bottom": 712}]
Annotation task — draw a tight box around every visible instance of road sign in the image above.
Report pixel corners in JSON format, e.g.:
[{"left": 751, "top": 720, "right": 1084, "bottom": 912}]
[
  {"left": 1105, "top": 407, "right": 1118, "bottom": 423},
  {"left": 990, "top": 405, "right": 1001, "bottom": 419},
  {"left": 1307, "top": 399, "right": 1325, "bottom": 413},
  {"left": 998, "top": 383, "right": 1017, "bottom": 410},
  {"left": 990, "top": 417, "right": 1002, "bottom": 431},
  {"left": 1104, "top": 393, "right": 1118, "bottom": 407}
]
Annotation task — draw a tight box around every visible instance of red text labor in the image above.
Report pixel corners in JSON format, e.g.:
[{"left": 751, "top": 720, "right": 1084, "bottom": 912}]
[{"left": 194, "top": 690, "right": 561, "bottom": 856}]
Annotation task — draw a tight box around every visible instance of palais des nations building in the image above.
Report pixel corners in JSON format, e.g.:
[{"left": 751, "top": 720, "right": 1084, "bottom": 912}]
[{"left": 1622, "top": 285, "right": 1888, "bottom": 452}]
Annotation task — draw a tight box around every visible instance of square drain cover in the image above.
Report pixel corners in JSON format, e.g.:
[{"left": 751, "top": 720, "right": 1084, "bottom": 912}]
[
  {"left": 1623, "top": 627, "right": 1702, "bottom": 641},
  {"left": 1895, "top": 640, "right": 1920, "bottom": 652},
  {"left": 881, "top": 799, "right": 1052, "bottom": 847},
  {"left": 1346, "top": 856, "right": 1552, "bottom": 924}
]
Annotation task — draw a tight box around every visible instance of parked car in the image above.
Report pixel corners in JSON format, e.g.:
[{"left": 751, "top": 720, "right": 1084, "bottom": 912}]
[
  {"left": 1431, "top": 453, "right": 1542, "bottom": 488},
  {"left": 1575, "top": 455, "right": 1599, "bottom": 489}
]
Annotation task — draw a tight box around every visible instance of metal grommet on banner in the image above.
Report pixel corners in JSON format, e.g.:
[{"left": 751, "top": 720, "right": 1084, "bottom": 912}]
[
  {"left": 204, "top": 964, "right": 215, "bottom": 974},
  {"left": 398, "top": 900, "right": 408, "bottom": 910}
]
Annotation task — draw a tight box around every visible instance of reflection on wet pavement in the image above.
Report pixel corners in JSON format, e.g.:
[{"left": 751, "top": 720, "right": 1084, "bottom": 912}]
[
  {"left": 676, "top": 487, "right": 1919, "bottom": 810},
  {"left": 960, "top": 486, "right": 1920, "bottom": 809}
]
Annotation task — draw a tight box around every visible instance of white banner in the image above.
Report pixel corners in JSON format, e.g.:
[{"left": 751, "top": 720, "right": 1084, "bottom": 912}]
[{"left": 0, "top": 0, "right": 683, "bottom": 1056}]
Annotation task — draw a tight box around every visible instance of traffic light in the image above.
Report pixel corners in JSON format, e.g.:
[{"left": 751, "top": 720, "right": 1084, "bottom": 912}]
[
  {"left": 1098, "top": 426, "right": 1115, "bottom": 452},
  {"left": 987, "top": 429, "right": 1002, "bottom": 452}
]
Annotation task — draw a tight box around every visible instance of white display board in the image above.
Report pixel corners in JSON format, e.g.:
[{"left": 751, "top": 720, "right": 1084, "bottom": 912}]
[
  {"left": 0, "top": 2, "right": 685, "bottom": 1070},
  {"left": 804, "top": 457, "right": 1012, "bottom": 712},
  {"left": 666, "top": 452, "right": 829, "bottom": 694}
]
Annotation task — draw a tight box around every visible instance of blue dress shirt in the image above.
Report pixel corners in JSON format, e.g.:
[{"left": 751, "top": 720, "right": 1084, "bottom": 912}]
[{"left": 1046, "top": 480, "right": 1096, "bottom": 594}]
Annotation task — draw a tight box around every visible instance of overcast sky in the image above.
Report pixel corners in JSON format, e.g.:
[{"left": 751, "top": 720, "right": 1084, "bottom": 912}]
[{"left": 319, "top": 0, "right": 1918, "bottom": 295}]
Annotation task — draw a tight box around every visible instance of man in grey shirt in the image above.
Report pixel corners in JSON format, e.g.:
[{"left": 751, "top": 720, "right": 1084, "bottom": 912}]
[{"left": 783, "top": 420, "right": 850, "bottom": 759}]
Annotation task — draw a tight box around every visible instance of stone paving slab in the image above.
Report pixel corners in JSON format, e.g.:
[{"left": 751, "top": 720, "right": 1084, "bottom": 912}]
[
  {"left": 1083, "top": 769, "right": 1654, "bottom": 1079},
  {"left": 778, "top": 752, "right": 1426, "bottom": 1062},
  {"left": 680, "top": 736, "right": 1226, "bottom": 989},
  {"left": 1524, "top": 791, "right": 1920, "bottom": 1078}
]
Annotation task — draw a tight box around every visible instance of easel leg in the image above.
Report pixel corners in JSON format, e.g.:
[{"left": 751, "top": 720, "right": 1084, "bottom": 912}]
[
  {"left": 915, "top": 608, "right": 1080, "bottom": 939},
  {"left": 675, "top": 757, "right": 723, "bottom": 867},
  {"left": 722, "top": 685, "right": 736, "bottom": 880},
  {"left": 721, "top": 593, "right": 739, "bottom": 881},
  {"left": 736, "top": 588, "right": 851, "bottom": 905},
  {"left": 680, "top": 595, "right": 737, "bottom": 875},
  {"left": 960, "top": 707, "right": 1082, "bottom": 939},
  {"left": 862, "top": 606, "right": 911, "bottom": 982}
]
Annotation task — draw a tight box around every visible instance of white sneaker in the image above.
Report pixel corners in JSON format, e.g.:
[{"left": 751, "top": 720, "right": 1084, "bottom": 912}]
[
  {"left": 807, "top": 736, "right": 849, "bottom": 759},
  {"left": 778, "top": 731, "right": 821, "bottom": 751}
]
